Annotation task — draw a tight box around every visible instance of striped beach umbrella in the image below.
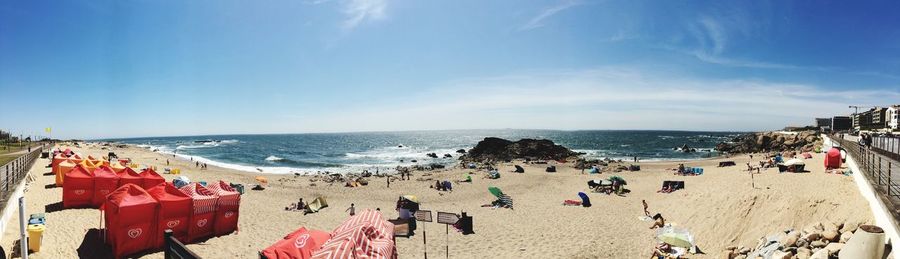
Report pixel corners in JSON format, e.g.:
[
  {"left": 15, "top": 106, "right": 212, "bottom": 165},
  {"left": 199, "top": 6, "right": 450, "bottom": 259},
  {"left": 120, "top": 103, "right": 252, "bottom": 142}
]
[{"left": 311, "top": 209, "right": 397, "bottom": 259}]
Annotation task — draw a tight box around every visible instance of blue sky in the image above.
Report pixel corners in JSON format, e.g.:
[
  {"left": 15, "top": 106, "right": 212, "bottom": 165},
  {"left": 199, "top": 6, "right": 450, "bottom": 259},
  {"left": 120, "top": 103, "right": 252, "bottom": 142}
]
[{"left": 1, "top": 0, "right": 899, "bottom": 139}]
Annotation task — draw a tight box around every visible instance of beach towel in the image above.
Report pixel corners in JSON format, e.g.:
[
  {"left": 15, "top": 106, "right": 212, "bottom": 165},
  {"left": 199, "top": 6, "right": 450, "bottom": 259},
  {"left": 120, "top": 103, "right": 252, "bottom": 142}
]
[{"left": 563, "top": 200, "right": 582, "bottom": 206}]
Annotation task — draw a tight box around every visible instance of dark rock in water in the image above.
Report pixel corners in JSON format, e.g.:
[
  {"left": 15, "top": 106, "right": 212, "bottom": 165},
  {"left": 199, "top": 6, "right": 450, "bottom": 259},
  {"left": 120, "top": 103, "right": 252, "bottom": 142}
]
[
  {"left": 443, "top": 154, "right": 453, "bottom": 158},
  {"left": 410, "top": 159, "right": 417, "bottom": 163},
  {"left": 677, "top": 144, "right": 696, "bottom": 153},
  {"left": 456, "top": 149, "right": 466, "bottom": 154},
  {"left": 715, "top": 130, "right": 822, "bottom": 154},
  {"left": 426, "top": 153, "right": 438, "bottom": 158},
  {"left": 430, "top": 163, "right": 445, "bottom": 169},
  {"left": 463, "top": 137, "right": 578, "bottom": 163},
  {"left": 398, "top": 145, "right": 403, "bottom": 148}
]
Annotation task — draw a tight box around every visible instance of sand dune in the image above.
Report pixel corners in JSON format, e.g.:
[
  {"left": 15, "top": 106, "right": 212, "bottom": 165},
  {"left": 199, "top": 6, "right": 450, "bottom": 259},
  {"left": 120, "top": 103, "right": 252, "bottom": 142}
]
[{"left": 1, "top": 144, "right": 871, "bottom": 258}]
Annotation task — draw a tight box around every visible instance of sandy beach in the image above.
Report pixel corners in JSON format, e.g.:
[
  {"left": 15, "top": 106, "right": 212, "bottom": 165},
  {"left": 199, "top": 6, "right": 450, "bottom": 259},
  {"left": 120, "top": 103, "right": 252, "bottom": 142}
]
[{"left": 1, "top": 143, "right": 872, "bottom": 258}]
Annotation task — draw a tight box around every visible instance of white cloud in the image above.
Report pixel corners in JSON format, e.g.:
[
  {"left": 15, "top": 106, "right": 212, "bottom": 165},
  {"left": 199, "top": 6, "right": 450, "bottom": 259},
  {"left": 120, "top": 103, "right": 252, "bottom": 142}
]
[
  {"left": 341, "top": 0, "right": 387, "bottom": 30},
  {"left": 519, "top": 0, "right": 582, "bottom": 31},
  {"left": 285, "top": 68, "right": 900, "bottom": 133},
  {"left": 698, "top": 17, "right": 726, "bottom": 54}
]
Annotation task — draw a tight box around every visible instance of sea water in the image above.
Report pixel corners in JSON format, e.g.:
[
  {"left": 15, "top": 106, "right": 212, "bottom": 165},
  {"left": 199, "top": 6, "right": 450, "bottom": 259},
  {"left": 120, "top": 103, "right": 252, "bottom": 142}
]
[{"left": 105, "top": 130, "right": 741, "bottom": 174}]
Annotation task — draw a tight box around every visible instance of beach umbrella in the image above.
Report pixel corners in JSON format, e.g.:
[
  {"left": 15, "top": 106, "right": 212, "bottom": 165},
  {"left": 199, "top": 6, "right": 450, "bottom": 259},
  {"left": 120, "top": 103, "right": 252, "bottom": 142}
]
[
  {"left": 658, "top": 232, "right": 693, "bottom": 248},
  {"left": 498, "top": 194, "right": 514, "bottom": 209},
  {"left": 785, "top": 159, "right": 805, "bottom": 166},
  {"left": 401, "top": 195, "right": 419, "bottom": 203},
  {"left": 255, "top": 176, "right": 269, "bottom": 185},
  {"left": 488, "top": 187, "right": 503, "bottom": 198},
  {"left": 657, "top": 226, "right": 694, "bottom": 248}
]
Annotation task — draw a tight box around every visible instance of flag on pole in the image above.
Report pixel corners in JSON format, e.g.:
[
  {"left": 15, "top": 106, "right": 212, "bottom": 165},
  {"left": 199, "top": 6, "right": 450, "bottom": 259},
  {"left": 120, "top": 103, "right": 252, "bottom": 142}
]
[{"left": 45, "top": 127, "right": 51, "bottom": 133}]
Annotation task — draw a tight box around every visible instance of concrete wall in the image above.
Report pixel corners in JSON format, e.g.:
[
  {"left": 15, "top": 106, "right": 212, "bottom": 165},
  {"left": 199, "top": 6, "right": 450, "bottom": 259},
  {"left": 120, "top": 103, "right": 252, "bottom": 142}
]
[
  {"left": 0, "top": 170, "right": 30, "bottom": 244},
  {"left": 825, "top": 135, "right": 900, "bottom": 258}
]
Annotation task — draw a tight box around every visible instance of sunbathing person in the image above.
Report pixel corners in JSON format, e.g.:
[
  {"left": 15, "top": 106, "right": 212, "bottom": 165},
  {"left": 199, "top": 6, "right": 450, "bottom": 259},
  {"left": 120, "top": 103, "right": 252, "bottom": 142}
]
[
  {"left": 649, "top": 213, "right": 666, "bottom": 229},
  {"left": 650, "top": 243, "right": 676, "bottom": 259}
]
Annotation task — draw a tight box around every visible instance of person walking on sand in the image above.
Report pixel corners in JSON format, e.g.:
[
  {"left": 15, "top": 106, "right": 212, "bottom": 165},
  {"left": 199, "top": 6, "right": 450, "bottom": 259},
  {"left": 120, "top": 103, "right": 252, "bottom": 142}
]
[
  {"left": 387, "top": 175, "right": 390, "bottom": 188},
  {"left": 642, "top": 200, "right": 650, "bottom": 216},
  {"left": 166, "top": 159, "right": 170, "bottom": 166},
  {"left": 346, "top": 203, "right": 356, "bottom": 216}
]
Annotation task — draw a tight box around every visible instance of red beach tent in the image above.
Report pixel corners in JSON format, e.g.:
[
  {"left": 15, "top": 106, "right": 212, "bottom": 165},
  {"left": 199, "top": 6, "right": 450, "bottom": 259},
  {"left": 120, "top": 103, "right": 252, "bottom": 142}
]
[
  {"left": 63, "top": 165, "right": 94, "bottom": 208},
  {"left": 118, "top": 167, "right": 143, "bottom": 188},
  {"left": 140, "top": 168, "right": 166, "bottom": 190},
  {"left": 179, "top": 182, "right": 219, "bottom": 242},
  {"left": 104, "top": 184, "right": 159, "bottom": 258},
  {"left": 56, "top": 159, "right": 76, "bottom": 187},
  {"left": 207, "top": 180, "right": 241, "bottom": 236},
  {"left": 147, "top": 182, "right": 193, "bottom": 248},
  {"left": 92, "top": 166, "right": 120, "bottom": 208},
  {"left": 825, "top": 147, "right": 842, "bottom": 169},
  {"left": 52, "top": 153, "right": 66, "bottom": 176},
  {"left": 261, "top": 227, "right": 332, "bottom": 259},
  {"left": 311, "top": 209, "right": 397, "bottom": 259}
]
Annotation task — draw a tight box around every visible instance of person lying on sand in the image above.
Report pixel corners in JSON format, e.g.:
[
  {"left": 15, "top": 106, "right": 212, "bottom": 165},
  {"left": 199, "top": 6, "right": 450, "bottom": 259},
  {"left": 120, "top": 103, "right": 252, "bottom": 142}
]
[
  {"left": 651, "top": 243, "right": 677, "bottom": 259},
  {"left": 650, "top": 213, "right": 666, "bottom": 229},
  {"left": 658, "top": 183, "right": 673, "bottom": 193}
]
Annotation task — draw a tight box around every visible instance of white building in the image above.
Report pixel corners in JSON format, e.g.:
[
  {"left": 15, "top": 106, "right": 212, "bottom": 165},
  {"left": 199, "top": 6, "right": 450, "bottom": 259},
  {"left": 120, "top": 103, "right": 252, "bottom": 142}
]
[{"left": 888, "top": 106, "right": 900, "bottom": 131}]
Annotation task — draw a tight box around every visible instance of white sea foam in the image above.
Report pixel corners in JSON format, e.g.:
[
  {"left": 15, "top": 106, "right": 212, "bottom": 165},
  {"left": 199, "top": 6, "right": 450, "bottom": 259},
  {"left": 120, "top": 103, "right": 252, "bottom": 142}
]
[{"left": 265, "top": 155, "right": 284, "bottom": 161}]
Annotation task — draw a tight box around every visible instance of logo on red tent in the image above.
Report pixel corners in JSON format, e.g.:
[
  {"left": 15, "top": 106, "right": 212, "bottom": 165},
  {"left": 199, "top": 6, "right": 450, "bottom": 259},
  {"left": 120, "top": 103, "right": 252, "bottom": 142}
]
[
  {"left": 225, "top": 211, "right": 234, "bottom": 218},
  {"left": 74, "top": 190, "right": 85, "bottom": 195},
  {"left": 128, "top": 228, "right": 143, "bottom": 239},
  {"left": 197, "top": 219, "right": 208, "bottom": 227},
  {"left": 294, "top": 234, "right": 310, "bottom": 248},
  {"left": 167, "top": 220, "right": 180, "bottom": 229}
]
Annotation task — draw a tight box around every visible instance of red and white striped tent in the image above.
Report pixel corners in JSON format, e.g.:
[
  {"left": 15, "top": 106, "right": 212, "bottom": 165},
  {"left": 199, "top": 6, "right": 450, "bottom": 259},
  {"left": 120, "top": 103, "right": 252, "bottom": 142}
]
[
  {"left": 311, "top": 209, "right": 397, "bottom": 259},
  {"left": 178, "top": 182, "right": 218, "bottom": 242},
  {"left": 206, "top": 180, "right": 241, "bottom": 236}
]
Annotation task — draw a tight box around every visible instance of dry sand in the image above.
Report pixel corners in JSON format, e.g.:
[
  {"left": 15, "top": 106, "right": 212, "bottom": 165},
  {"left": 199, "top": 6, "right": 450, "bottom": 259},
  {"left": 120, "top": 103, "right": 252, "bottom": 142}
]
[{"left": 1, "top": 144, "right": 872, "bottom": 258}]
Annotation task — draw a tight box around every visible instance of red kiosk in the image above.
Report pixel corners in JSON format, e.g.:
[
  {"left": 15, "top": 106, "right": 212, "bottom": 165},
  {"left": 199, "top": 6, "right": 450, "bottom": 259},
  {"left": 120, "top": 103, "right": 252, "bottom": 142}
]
[
  {"left": 63, "top": 165, "right": 94, "bottom": 208},
  {"left": 147, "top": 182, "right": 193, "bottom": 248},
  {"left": 118, "top": 167, "right": 143, "bottom": 188},
  {"left": 104, "top": 184, "right": 159, "bottom": 258},
  {"left": 179, "top": 183, "right": 219, "bottom": 242},
  {"left": 140, "top": 168, "right": 166, "bottom": 190},
  {"left": 92, "top": 166, "right": 120, "bottom": 208},
  {"left": 207, "top": 180, "right": 241, "bottom": 236}
]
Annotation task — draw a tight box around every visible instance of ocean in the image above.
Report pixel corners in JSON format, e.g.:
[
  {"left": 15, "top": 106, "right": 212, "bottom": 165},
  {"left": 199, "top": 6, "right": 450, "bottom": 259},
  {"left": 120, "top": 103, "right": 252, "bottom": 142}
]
[{"left": 105, "top": 130, "right": 742, "bottom": 174}]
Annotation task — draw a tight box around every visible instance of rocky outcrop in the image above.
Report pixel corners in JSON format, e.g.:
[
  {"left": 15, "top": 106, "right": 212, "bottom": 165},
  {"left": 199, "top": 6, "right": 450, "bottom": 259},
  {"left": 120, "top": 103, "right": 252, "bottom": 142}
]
[
  {"left": 716, "top": 131, "right": 822, "bottom": 154},
  {"left": 460, "top": 137, "right": 579, "bottom": 163},
  {"left": 726, "top": 220, "right": 868, "bottom": 259}
]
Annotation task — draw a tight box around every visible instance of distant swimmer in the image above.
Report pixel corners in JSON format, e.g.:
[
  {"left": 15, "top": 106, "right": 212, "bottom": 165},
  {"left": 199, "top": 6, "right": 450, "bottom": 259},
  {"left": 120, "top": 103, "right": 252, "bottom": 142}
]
[{"left": 257, "top": 168, "right": 263, "bottom": 172}]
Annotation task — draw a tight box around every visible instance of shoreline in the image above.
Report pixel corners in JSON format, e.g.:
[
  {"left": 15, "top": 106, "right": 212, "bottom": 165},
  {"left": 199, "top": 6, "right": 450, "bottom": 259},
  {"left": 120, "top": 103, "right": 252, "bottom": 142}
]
[{"left": 119, "top": 142, "right": 730, "bottom": 176}]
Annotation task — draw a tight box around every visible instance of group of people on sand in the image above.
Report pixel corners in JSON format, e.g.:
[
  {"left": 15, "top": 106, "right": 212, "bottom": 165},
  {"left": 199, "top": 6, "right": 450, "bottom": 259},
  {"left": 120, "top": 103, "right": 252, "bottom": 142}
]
[
  {"left": 195, "top": 161, "right": 208, "bottom": 170},
  {"left": 644, "top": 200, "right": 686, "bottom": 258}
]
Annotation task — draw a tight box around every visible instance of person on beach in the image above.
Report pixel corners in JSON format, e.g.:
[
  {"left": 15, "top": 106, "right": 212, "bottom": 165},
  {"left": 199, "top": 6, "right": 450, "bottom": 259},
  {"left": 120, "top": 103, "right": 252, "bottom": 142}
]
[
  {"left": 387, "top": 176, "right": 390, "bottom": 188},
  {"left": 642, "top": 200, "right": 650, "bottom": 216},
  {"left": 650, "top": 213, "right": 666, "bottom": 229},
  {"left": 297, "top": 198, "right": 305, "bottom": 211},
  {"left": 166, "top": 159, "right": 169, "bottom": 166},
  {"left": 346, "top": 203, "right": 356, "bottom": 216}
]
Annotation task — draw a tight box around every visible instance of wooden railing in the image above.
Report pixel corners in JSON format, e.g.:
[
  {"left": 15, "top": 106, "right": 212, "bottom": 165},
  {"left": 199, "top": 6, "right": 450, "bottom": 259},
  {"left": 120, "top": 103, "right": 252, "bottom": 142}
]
[{"left": 164, "top": 230, "right": 201, "bottom": 259}]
